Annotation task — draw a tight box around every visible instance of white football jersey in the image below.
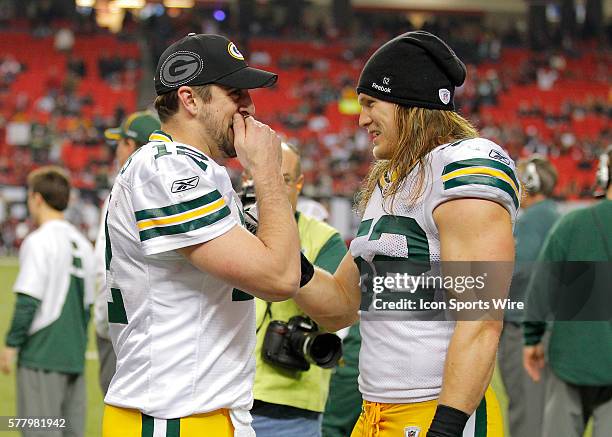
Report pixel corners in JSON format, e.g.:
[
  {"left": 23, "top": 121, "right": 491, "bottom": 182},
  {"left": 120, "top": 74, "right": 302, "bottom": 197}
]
[
  {"left": 350, "top": 138, "right": 520, "bottom": 403},
  {"left": 93, "top": 196, "right": 110, "bottom": 339},
  {"left": 104, "top": 131, "right": 256, "bottom": 427},
  {"left": 14, "top": 219, "right": 95, "bottom": 334}
]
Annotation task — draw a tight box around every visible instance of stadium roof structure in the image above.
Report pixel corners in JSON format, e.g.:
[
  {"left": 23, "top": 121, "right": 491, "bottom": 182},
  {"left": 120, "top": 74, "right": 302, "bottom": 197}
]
[{"left": 78, "top": 0, "right": 527, "bottom": 14}]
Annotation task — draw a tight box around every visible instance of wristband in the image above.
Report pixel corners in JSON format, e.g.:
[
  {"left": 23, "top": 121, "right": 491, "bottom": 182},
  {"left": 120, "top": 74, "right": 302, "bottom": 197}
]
[
  {"left": 299, "top": 252, "right": 315, "bottom": 287},
  {"left": 426, "top": 404, "right": 470, "bottom": 437}
]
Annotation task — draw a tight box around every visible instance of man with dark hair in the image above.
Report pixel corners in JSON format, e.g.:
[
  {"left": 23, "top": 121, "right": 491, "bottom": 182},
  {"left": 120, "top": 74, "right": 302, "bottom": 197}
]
[
  {"left": 523, "top": 147, "right": 612, "bottom": 437},
  {"left": 0, "top": 166, "right": 95, "bottom": 437},
  {"left": 498, "top": 154, "right": 560, "bottom": 437},
  {"left": 294, "top": 31, "right": 517, "bottom": 436},
  {"left": 102, "top": 34, "right": 301, "bottom": 436},
  {"left": 93, "top": 111, "right": 161, "bottom": 395}
]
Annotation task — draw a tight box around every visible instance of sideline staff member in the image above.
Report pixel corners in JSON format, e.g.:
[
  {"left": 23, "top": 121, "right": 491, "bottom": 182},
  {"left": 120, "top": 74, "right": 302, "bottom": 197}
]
[
  {"left": 1, "top": 166, "right": 95, "bottom": 437},
  {"left": 251, "top": 143, "right": 347, "bottom": 437}
]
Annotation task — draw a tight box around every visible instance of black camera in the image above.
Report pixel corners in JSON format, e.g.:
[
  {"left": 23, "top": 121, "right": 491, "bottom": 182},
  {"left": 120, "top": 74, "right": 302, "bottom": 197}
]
[{"left": 262, "top": 316, "right": 342, "bottom": 371}]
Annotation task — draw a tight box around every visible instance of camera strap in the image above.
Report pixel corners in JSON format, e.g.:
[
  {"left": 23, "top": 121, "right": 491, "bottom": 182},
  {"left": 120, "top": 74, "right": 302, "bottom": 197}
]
[{"left": 256, "top": 302, "right": 273, "bottom": 334}]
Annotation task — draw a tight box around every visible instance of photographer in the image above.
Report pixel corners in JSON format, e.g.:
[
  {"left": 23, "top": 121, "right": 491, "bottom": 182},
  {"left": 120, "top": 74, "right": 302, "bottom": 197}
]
[{"left": 250, "top": 143, "right": 347, "bottom": 437}]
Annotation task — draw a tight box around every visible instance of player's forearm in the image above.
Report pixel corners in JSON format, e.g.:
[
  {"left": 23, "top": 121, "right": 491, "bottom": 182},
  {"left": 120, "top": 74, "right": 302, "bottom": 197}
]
[
  {"left": 438, "top": 320, "right": 502, "bottom": 413},
  {"left": 294, "top": 267, "right": 360, "bottom": 331},
  {"left": 251, "top": 168, "right": 301, "bottom": 293}
]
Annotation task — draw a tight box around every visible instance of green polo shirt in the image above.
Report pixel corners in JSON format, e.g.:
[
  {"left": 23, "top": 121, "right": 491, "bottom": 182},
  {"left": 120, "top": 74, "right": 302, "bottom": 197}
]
[
  {"left": 523, "top": 199, "right": 612, "bottom": 385},
  {"left": 506, "top": 199, "right": 560, "bottom": 321}
]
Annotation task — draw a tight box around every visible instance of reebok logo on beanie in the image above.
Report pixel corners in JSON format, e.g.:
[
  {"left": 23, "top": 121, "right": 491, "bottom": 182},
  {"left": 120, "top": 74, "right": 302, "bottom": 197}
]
[{"left": 372, "top": 82, "right": 391, "bottom": 93}]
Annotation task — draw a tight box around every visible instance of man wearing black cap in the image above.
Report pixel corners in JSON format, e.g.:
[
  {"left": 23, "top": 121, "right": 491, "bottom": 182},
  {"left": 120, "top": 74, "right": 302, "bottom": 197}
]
[
  {"left": 101, "top": 34, "right": 301, "bottom": 437},
  {"left": 294, "top": 31, "right": 517, "bottom": 436}
]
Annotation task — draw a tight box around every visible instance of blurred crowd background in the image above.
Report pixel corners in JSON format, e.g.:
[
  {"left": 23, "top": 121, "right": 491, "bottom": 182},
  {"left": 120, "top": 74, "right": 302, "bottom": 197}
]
[{"left": 0, "top": 0, "right": 609, "bottom": 253}]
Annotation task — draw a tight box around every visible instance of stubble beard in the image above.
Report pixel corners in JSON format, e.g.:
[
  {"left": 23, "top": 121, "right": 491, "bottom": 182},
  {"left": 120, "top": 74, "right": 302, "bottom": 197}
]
[{"left": 199, "top": 108, "right": 236, "bottom": 158}]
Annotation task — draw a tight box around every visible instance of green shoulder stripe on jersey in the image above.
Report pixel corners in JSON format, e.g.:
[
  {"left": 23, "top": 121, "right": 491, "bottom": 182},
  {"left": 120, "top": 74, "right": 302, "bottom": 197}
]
[
  {"left": 444, "top": 174, "right": 519, "bottom": 209},
  {"left": 443, "top": 158, "right": 519, "bottom": 189},
  {"left": 135, "top": 190, "right": 222, "bottom": 221},
  {"left": 139, "top": 205, "right": 231, "bottom": 242},
  {"left": 177, "top": 145, "right": 208, "bottom": 171}
]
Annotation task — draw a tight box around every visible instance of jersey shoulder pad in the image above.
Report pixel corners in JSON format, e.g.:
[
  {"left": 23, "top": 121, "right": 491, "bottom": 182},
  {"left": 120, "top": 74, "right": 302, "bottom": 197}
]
[
  {"left": 433, "top": 137, "right": 521, "bottom": 216},
  {"left": 125, "top": 142, "right": 236, "bottom": 256}
]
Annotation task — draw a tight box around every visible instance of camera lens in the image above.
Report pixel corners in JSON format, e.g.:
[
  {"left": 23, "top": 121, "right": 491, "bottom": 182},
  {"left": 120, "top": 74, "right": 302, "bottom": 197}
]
[{"left": 305, "top": 333, "right": 342, "bottom": 368}]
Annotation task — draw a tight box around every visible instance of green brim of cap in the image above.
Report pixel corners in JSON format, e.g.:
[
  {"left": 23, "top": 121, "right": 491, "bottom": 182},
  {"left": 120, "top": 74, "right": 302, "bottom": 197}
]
[{"left": 104, "top": 128, "right": 122, "bottom": 141}]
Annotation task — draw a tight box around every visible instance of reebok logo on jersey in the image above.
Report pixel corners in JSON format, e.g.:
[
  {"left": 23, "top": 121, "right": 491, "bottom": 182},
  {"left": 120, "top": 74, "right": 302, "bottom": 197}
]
[
  {"left": 404, "top": 426, "right": 420, "bottom": 437},
  {"left": 489, "top": 149, "right": 511, "bottom": 165},
  {"left": 171, "top": 176, "right": 200, "bottom": 193},
  {"left": 159, "top": 52, "right": 204, "bottom": 87},
  {"left": 372, "top": 82, "right": 391, "bottom": 93}
]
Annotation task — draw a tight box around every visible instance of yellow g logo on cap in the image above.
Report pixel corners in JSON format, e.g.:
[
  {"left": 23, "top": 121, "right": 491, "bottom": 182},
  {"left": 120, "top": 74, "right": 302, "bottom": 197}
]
[{"left": 227, "top": 42, "right": 245, "bottom": 60}]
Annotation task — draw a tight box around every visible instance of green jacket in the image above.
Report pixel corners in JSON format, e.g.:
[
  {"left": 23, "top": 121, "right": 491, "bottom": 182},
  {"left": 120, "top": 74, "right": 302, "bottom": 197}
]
[
  {"left": 507, "top": 199, "right": 560, "bottom": 321},
  {"left": 523, "top": 199, "right": 612, "bottom": 385},
  {"left": 253, "top": 212, "right": 347, "bottom": 411}
]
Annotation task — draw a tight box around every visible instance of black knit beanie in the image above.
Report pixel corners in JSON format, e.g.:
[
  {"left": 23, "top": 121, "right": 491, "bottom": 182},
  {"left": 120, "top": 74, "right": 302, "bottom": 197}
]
[{"left": 356, "top": 31, "right": 466, "bottom": 110}]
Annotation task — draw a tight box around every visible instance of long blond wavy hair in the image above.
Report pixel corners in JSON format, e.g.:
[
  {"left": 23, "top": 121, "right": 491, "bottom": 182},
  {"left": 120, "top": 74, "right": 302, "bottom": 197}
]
[{"left": 356, "top": 106, "right": 479, "bottom": 215}]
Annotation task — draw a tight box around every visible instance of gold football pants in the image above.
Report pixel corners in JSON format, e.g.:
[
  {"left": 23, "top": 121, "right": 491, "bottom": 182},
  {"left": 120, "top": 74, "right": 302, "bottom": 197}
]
[
  {"left": 102, "top": 404, "right": 234, "bottom": 437},
  {"left": 351, "top": 386, "right": 503, "bottom": 437}
]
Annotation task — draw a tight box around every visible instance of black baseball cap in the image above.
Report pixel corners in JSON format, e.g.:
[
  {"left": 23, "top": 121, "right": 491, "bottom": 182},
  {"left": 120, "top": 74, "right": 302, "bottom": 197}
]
[{"left": 155, "top": 33, "right": 278, "bottom": 96}]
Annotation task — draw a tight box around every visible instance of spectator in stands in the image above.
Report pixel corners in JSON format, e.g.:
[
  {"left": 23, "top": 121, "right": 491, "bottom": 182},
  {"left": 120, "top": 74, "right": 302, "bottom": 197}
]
[
  {"left": 54, "top": 27, "right": 75, "bottom": 52},
  {"left": 67, "top": 54, "right": 86, "bottom": 78},
  {"left": 499, "top": 155, "right": 560, "bottom": 437},
  {"left": 523, "top": 146, "right": 612, "bottom": 437},
  {"left": 0, "top": 55, "right": 22, "bottom": 86},
  {"left": 0, "top": 166, "right": 95, "bottom": 437}
]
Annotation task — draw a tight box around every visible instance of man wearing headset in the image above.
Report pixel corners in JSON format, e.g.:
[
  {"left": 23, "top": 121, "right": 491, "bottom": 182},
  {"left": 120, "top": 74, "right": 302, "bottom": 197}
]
[
  {"left": 498, "top": 155, "right": 560, "bottom": 437},
  {"left": 522, "top": 146, "right": 612, "bottom": 436}
]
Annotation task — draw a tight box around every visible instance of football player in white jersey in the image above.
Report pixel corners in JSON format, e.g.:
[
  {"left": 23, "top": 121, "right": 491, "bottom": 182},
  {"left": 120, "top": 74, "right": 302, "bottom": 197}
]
[
  {"left": 94, "top": 111, "right": 161, "bottom": 396},
  {"left": 101, "top": 34, "right": 301, "bottom": 437},
  {"left": 295, "top": 31, "right": 516, "bottom": 437}
]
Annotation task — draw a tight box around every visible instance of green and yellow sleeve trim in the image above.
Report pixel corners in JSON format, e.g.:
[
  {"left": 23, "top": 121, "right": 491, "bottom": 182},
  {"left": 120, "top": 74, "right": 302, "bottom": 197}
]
[
  {"left": 442, "top": 158, "right": 520, "bottom": 209},
  {"left": 135, "top": 190, "right": 230, "bottom": 242}
]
